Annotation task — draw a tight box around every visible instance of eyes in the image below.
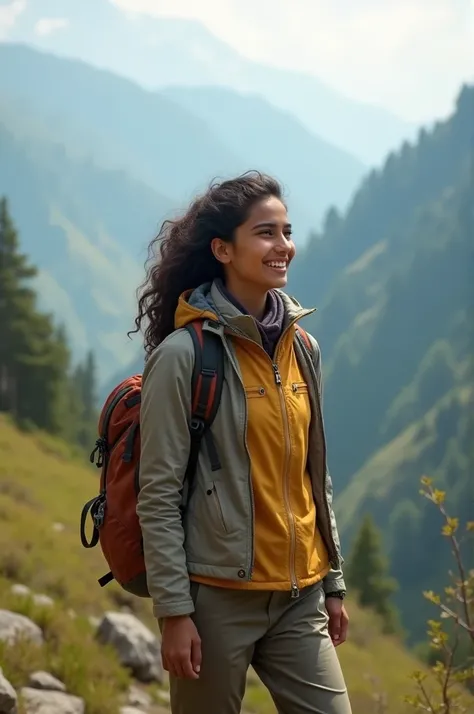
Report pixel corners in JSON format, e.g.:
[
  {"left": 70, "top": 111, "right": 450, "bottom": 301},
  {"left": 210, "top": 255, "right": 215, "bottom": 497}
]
[{"left": 258, "top": 228, "right": 293, "bottom": 239}]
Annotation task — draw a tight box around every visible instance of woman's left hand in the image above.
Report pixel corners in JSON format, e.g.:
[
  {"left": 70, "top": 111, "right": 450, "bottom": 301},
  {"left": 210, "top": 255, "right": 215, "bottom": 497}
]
[{"left": 325, "top": 598, "right": 349, "bottom": 646}]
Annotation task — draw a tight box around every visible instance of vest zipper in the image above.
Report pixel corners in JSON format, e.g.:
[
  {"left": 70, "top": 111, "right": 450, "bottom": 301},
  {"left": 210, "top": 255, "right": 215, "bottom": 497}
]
[
  {"left": 205, "top": 310, "right": 319, "bottom": 590},
  {"left": 272, "top": 362, "right": 299, "bottom": 599}
]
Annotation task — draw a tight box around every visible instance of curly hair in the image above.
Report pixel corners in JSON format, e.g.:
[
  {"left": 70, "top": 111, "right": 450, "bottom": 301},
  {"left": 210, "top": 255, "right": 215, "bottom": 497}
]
[{"left": 131, "top": 171, "right": 284, "bottom": 355}]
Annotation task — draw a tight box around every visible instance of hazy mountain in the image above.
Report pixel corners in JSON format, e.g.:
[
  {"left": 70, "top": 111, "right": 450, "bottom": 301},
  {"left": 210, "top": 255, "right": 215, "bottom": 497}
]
[
  {"left": 0, "top": 43, "right": 366, "bottom": 239},
  {"left": 161, "top": 86, "right": 364, "bottom": 236},
  {"left": 6, "top": 0, "right": 416, "bottom": 164}
]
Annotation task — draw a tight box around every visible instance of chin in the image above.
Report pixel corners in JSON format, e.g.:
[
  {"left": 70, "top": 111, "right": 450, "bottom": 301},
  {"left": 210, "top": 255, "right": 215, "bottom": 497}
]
[{"left": 268, "top": 275, "right": 288, "bottom": 290}]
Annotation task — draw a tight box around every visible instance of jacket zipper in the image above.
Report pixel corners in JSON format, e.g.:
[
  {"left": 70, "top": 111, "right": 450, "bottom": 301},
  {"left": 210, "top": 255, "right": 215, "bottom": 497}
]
[{"left": 211, "top": 483, "right": 228, "bottom": 533}]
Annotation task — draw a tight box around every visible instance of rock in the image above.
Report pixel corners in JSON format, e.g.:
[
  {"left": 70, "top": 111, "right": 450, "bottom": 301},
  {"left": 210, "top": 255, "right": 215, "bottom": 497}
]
[
  {"left": 88, "top": 615, "right": 100, "bottom": 630},
  {"left": 156, "top": 689, "right": 170, "bottom": 704},
  {"left": 0, "top": 670, "right": 17, "bottom": 714},
  {"left": 32, "top": 594, "right": 54, "bottom": 608},
  {"left": 0, "top": 610, "right": 43, "bottom": 646},
  {"left": 128, "top": 684, "right": 152, "bottom": 709},
  {"left": 96, "top": 612, "right": 162, "bottom": 683},
  {"left": 28, "top": 671, "right": 66, "bottom": 692},
  {"left": 20, "top": 688, "right": 84, "bottom": 714},
  {"left": 10, "top": 584, "right": 31, "bottom": 598},
  {"left": 8, "top": 587, "right": 53, "bottom": 610}
]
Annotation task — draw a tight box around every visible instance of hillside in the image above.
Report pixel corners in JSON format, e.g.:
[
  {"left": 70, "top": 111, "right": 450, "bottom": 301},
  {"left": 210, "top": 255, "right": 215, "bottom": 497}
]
[
  {"left": 6, "top": 0, "right": 415, "bottom": 164},
  {"left": 289, "top": 85, "right": 474, "bottom": 639},
  {"left": 0, "top": 414, "right": 447, "bottom": 714},
  {"left": 0, "top": 117, "right": 165, "bottom": 381},
  {"left": 0, "top": 43, "right": 366, "bottom": 237}
]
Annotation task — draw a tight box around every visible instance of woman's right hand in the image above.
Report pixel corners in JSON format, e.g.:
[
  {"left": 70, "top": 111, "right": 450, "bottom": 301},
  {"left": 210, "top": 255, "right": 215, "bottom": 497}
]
[{"left": 161, "top": 615, "right": 202, "bottom": 679}]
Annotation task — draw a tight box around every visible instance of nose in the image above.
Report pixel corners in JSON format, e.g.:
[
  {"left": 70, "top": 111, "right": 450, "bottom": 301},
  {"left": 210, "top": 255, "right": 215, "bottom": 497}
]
[{"left": 275, "top": 233, "right": 292, "bottom": 254}]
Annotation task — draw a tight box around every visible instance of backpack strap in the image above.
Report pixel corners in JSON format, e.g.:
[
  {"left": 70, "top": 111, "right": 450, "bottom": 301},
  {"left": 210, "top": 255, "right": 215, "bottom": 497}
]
[
  {"left": 294, "top": 324, "right": 313, "bottom": 357},
  {"left": 184, "top": 320, "right": 225, "bottom": 484}
]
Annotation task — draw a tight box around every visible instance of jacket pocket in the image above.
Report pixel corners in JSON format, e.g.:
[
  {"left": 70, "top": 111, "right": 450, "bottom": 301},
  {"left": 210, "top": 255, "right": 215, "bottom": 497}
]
[
  {"left": 245, "top": 385, "right": 266, "bottom": 398},
  {"left": 206, "top": 481, "right": 229, "bottom": 533},
  {"left": 291, "top": 381, "right": 309, "bottom": 394}
]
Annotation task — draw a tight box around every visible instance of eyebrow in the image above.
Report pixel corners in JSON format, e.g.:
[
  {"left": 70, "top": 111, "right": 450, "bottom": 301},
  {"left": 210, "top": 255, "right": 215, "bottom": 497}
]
[{"left": 253, "top": 221, "right": 292, "bottom": 230}]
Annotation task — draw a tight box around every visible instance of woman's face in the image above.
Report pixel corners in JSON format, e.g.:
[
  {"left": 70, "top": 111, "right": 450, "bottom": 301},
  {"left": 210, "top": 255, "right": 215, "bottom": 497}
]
[{"left": 213, "top": 196, "right": 296, "bottom": 292}]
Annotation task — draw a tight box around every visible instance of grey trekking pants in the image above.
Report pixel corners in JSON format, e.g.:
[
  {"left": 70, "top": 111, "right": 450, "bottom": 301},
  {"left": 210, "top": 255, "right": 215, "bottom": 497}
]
[{"left": 169, "top": 581, "right": 352, "bottom": 714}]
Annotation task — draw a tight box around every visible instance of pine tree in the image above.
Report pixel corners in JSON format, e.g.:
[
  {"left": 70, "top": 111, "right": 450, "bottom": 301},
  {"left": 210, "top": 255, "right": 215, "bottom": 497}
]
[
  {"left": 346, "top": 513, "right": 400, "bottom": 633},
  {"left": 0, "top": 196, "right": 37, "bottom": 418},
  {"left": 73, "top": 350, "right": 98, "bottom": 449},
  {"left": 0, "top": 197, "right": 76, "bottom": 435}
]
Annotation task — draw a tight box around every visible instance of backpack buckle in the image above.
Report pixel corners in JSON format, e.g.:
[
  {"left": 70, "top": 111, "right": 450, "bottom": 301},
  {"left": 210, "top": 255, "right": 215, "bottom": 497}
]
[
  {"left": 189, "top": 417, "right": 205, "bottom": 437},
  {"left": 92, "top": 496, "right": 106, "bottom": 529}
]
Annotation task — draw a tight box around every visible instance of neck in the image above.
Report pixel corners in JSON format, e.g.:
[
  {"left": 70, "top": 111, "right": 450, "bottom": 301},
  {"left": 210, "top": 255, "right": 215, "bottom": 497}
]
[{"left": 224, "top": 276, "right": 268, "bottom": 320}]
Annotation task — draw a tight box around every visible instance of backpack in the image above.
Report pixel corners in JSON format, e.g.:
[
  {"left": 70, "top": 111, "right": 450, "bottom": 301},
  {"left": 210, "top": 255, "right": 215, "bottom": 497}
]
[{"left": 80, "top": 320, "right": 313, "bottom": 598}]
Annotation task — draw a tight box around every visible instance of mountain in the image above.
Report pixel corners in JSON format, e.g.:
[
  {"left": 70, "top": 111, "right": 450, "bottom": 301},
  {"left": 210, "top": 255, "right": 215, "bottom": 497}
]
[
  {"left": 0, "top": 412, "right": 445, "bottom": 714},
  {"left": 6, "top": 0, "right": 416, "bottom": 164},
  {"left": 0, "top": 109, "right": 168, "bottom": 381},
  {"left": 289, "top": 85, "right": 474, "bottom": 639},
  {"left": 0, "top": 44, "right": 369, "bottom": 382},
  {"left": 161, "top": 86, "right": 364, "bottom": 236},
  {"left": 0, "top": 43, "right": 366, "bottom": 238}
]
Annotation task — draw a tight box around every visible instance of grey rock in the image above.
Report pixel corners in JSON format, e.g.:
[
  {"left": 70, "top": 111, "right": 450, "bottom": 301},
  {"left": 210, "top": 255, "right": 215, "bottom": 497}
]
[
  {"left": 0, "top": 610, "right": 43, "bottom": 646},
  {"left": 20, "top": 688, "right": 84, "bottom": 714},
  {"left": 96, "top": 612, "right": 162, "bottom": 683},
  {"left": 10, "top": 584, "right": 31, "bottom": 598},
  {"left": 31, "top": 594, "right": 54, "bottom": 608},
  {"left": 128, "top": 684, "right": 152, "bottom": 708},
  {"left": 28, "top": 671, "right": 66, "bottom": 692},
  {"left": 0, "top": 670, "right": 17, "bottom": 714}
]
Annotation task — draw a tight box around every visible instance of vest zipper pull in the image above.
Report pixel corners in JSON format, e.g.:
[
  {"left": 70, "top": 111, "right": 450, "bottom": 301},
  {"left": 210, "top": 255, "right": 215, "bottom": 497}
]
[
  {"left": 291, "top": 583, "right": 300, "bottom": 599},
  {"left": 272, "top": 364, "right": 282, "bottom": 385}
]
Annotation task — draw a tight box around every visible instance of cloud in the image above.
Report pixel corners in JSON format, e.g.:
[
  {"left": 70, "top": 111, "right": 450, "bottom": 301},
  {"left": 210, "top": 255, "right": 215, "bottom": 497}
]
[
  {"left": 111, "top": 0, "right": 473, "bottom": 122},
  {"left": 0, "top": 0, "right": 26, "bottom": 40},
  {"left": 34, "top": 17, "right": 70, "bottom": 37}
]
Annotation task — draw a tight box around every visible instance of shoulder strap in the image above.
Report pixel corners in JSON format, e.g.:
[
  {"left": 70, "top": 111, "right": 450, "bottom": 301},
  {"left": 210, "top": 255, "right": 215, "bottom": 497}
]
[
  {"left": 294, "top": 324, "right": 313, "bottom": 357},
  {"left": 184, "top": 321, "right": 225, "bottom": 482}
]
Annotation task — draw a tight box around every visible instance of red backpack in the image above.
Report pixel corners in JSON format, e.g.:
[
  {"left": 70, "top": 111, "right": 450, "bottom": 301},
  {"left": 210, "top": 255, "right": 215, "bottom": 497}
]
[
  {"left": 80, "top": 321, "right": 313, "bottom": 598},
  {"left": 80, "top": 320, "right": 224, "bottom": 598}
]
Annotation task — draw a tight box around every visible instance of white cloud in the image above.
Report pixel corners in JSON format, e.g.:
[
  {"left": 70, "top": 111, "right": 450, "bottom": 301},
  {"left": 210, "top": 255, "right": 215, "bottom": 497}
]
[
  {"left": 0, "top": 0, "right": 26, "bottom": 40},
  {"left": 34, "top": 17, "right": 69, "bottom": 37},
  {"left": 111, "top": 0, "right": 474, "bottom": 122}
]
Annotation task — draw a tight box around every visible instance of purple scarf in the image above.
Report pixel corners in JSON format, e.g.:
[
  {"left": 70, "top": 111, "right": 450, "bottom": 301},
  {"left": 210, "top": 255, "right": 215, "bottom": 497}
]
[{"left": 216, "top": 280, "right": 285, "bottom": 357}]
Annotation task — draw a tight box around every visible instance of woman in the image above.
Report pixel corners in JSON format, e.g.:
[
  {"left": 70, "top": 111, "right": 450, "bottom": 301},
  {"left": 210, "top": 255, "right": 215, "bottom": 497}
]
[{"left": 134, "top": 172, "right": 352, "bottom": 714}]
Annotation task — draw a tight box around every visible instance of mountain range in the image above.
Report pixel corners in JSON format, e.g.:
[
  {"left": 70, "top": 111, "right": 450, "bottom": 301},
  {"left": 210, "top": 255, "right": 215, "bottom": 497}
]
[
  {"left": 6, "top": 0, "right": 417, "bottom": 165},
  {"left": 0, "top": 41, "right": 372, "bottom": 379}
]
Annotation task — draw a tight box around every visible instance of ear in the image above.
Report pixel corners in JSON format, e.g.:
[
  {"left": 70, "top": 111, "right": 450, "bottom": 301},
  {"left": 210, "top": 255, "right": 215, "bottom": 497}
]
[{"left": 211, "top": 237, "right": 232, "bottom": 264}]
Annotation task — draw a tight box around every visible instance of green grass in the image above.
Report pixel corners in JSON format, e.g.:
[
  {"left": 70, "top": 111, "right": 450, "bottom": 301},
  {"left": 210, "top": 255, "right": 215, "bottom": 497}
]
[{"left": 0, "top": 414, "right": 471, "bottom": 714}]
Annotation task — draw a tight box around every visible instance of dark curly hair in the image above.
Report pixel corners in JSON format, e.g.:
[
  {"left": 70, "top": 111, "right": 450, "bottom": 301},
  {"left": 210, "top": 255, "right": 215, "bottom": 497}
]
[{"left": 131, "top": 171, "right": 284, "bottom": 355}]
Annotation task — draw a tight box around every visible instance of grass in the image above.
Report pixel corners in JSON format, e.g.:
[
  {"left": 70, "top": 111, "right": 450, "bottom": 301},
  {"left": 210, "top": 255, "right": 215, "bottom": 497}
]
[{"left": 0, "top": 414, "right": 471, "bottom": 714}]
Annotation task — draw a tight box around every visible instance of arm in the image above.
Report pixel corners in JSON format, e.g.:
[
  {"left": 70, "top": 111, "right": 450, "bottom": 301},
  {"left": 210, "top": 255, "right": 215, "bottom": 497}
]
[
  {"left": 306, "top": 333, "right": 346, "bottom": 595},
  {"left": 137, "top": 330, "right": 195, "bottom": 620}
]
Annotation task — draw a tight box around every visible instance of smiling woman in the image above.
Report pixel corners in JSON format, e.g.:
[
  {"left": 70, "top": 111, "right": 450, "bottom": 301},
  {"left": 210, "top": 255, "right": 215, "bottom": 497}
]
[{"left": 131, "top": 171, "right": 352, "bottom": 714}]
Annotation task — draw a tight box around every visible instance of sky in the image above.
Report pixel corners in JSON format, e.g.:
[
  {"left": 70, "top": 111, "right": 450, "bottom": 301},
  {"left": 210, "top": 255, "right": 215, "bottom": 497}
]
[
  {"left": 112, "top": 0, "right": 474, "bottom": 123},
  {"left": 0, "top": 0, "right": 473, "bottom": 122}
]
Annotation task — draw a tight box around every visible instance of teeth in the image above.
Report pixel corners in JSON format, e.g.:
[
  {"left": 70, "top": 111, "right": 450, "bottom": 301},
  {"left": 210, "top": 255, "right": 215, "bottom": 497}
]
[{"left": 266, "top": 262, "right": 286, "bottom": 268}]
